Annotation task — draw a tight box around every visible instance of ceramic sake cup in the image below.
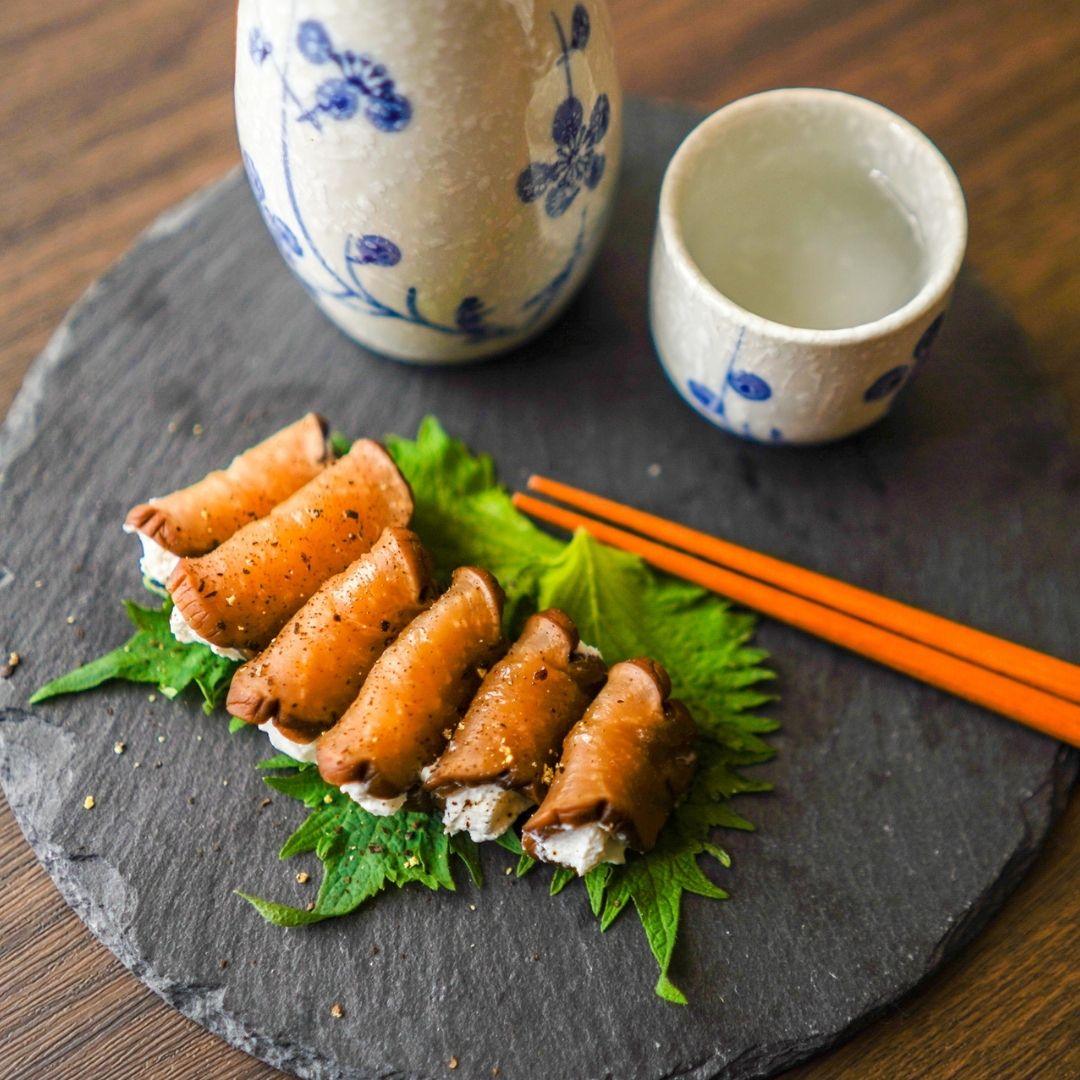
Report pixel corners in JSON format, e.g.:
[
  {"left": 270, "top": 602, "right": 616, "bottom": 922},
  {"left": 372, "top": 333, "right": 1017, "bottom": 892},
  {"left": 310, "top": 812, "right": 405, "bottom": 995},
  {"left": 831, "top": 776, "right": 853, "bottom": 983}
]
[
  {"left": 649, "top": 89, "right": 967, "bottom": 444},
  {"left": 235, "top": 1, "right": 621, "bottom": 364}
]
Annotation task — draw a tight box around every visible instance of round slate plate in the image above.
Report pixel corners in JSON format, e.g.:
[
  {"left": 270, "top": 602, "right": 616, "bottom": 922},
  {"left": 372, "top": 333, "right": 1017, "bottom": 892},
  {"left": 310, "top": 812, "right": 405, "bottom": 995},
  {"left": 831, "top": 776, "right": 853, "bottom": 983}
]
[{"left": 0, "top": 100, "right": 1076, "bottom": 1080}]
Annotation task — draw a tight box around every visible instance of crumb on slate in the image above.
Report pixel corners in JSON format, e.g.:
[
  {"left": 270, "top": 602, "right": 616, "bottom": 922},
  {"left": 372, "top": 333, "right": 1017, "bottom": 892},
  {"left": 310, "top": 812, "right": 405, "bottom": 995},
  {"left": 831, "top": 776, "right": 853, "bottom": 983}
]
[
  {"left": 1, "top": 652, "right": 19, "bottom": 678},
  {"left": 113, "top": 740, "right": 126, "bottom": 755},
  {"left": 66, "top": 615, "right": 76, "bottom": 625},
  {"left": 192, "top": 423, "right": 204, "bottom": 437},
  {"left": 220, "top": 959, "right": 229, "bottom": 969},
  {"left": 296, "top": 871, "right": 310, "bottom": 884},
  {"left": 83, "top": 795, "right": 95, "bottom": 810},
  {"left": 330, "top": 1002, "right": 344, "bottom": 1019},
  {"left": 448, "top": 1057, "right": 458, "bottom": 1070},
  {"left": 305, "top": 901, "right": 316, "bottom": 911}
]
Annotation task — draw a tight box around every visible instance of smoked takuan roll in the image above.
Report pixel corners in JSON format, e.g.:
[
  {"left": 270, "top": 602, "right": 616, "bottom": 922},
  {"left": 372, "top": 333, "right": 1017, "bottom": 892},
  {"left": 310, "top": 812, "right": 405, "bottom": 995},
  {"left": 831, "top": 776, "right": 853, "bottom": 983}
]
[
  {"left": 316, "top": 566, "right": 505, "bottom": 816},
  {"left": 422, "top": 610, "right": 605, "bottom": 841},
  {"left": 522, "top": 658, "right": 697, "bottom": 875},
  {"left": 124, "top": 413, "right": 330, "bottom": 582},
  {"left": 226, "top": 527, "right": 435, "bottom": 761},
  {"left": 167, "top": 439, "right": 412, "bottom": 659}
]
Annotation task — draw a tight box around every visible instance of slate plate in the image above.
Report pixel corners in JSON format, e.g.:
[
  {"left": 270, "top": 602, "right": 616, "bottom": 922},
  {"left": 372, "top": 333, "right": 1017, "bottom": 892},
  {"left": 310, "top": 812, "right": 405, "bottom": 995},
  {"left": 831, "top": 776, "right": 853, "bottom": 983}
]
[{"left": 0, "top": 100, "right": 1076, "bottom": 1080}]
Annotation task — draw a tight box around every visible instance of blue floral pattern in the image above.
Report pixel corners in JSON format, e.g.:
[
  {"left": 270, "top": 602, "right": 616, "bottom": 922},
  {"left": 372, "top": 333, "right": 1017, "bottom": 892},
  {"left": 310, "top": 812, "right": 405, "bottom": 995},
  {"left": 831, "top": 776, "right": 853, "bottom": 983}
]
[
  {"left": 685, "top": 330, "right": 781, "bottom": 440},
  {"left": 864, "top": 365, "right": 910, "bottom": 402},
  {"left": 243, "top": 153, "right": 302, "bottom": 262},
  {"left": 862, "top": 312, "right": 945, "bottom": 402},
  {"left": 517, "top": 5, "right": 611, "bottom": 218},
  {"left": 294, "top": 19, "right": 411, "bottom": 133},
  {"left": 249, "top": 27, "right": 272, "bottom": 65},
  {"left": 914, "top": 312, "right": 944, "bottom": 363},
  {"left": 240, "top": 11, "right": 592, "bottom": 347}
]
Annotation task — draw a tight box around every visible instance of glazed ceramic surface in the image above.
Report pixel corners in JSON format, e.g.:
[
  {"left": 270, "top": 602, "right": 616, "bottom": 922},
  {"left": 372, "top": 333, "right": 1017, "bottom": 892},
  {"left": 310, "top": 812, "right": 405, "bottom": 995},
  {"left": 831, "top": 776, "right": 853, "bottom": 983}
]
[
  {"left": 650, "top": 89, "right": 967, "bottom": 444},
  {"left": 235, "top": 0, "right": 621, "bottom": 363}
]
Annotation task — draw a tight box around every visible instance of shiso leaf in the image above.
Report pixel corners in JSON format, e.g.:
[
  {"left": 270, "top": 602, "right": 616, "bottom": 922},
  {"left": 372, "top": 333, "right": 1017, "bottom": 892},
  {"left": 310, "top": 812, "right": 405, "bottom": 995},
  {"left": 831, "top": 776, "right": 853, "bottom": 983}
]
[
  {"left": 29, "top": 598, "right": 237, "bottom": 715},
  {"left": 238, "top": 763, "right": 474, "bottom": 924}
]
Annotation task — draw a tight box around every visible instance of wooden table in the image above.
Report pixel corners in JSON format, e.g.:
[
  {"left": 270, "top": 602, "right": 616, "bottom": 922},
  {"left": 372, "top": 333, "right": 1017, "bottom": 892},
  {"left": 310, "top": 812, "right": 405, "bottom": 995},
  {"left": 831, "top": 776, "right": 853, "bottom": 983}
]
[{"left": 1, "top": 1, "right": 1077, "bottom": 1076}]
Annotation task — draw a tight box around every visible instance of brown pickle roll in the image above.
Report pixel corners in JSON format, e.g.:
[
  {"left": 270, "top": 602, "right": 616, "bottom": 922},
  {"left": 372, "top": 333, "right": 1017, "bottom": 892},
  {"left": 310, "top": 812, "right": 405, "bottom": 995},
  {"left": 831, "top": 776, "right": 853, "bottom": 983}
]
[
  {"left": 226, "top": 527, "right": 435, "bottom": 739},
  {"left": 125, "top": 413, "right": 330, "bottom": 557},
  {"left": 168, "top": 439, "right": 412, "bottom": 652},
  {"left": 522, "top": 658, "right": 697, "bottom": 867},
  {"left": 316, "top": 567, "right": 505, "bottom": 803},
  {"left": 423, "top": 610, "right": 605, "bottom": 807}
]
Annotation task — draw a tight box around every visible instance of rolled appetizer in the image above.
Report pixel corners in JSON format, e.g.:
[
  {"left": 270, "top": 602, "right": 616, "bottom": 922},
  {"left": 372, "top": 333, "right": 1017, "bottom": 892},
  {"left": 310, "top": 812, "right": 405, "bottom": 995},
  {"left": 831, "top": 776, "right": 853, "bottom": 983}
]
[
  {"left": 167, "top": 439, "right": 412, "bottom": 659},
  {"left": 422, "top": 610, "right": 605, "bottom": 842},
  {"left": 124, "top": 413, "right": 330, "bottom": 582},
  {"left": 226, "top": 527, "right": 436, "bottom": 761},
  {"left": 316, "top": 566, "right": 505, "bottom": 816},
  {"left": 522, "top": 658, "right": 697, "bottom": 876}
]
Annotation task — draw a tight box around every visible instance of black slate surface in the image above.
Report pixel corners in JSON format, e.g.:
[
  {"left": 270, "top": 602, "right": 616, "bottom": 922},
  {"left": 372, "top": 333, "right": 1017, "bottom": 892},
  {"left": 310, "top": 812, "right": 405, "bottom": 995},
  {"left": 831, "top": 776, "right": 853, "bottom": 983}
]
[{"left": 0, "top": 100, "right": 1076, "bottom": 1080}]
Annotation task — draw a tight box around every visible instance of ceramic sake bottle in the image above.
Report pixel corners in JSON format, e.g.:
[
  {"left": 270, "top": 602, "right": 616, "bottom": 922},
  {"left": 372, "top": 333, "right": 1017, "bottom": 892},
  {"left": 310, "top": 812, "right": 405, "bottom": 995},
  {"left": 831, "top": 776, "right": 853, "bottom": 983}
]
[{"left": 235, "top": 0, "right": 621, "bottom": 364}]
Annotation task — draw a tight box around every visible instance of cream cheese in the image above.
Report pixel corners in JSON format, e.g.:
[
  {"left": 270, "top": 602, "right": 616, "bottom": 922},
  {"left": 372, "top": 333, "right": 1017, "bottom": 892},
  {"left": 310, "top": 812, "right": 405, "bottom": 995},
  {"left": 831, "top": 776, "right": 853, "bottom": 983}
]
[
  {"left": 168, "top": 604, "right": 251, "bottom": 663},
  {"left": 441, "top": 784, "right": 533, "bottom": 843},
  {"left": 258, "top": 721, "right": 318, "bottom": 764},
  {"left": 123, "top": 521, "right": 180, "bottom": 585},
  {"left": 527, "top": 823, "right": 627, "bottom": 876},
  {"left": 339, "top": 779, "right": 407, "bottom": 817}
]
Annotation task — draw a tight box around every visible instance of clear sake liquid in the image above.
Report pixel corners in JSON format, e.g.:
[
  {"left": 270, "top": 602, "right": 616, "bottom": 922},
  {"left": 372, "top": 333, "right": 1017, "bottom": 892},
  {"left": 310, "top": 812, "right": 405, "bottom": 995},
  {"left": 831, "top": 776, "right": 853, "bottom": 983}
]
[{"left": 688, "top": 157, "right": 928, "bottom": 331}]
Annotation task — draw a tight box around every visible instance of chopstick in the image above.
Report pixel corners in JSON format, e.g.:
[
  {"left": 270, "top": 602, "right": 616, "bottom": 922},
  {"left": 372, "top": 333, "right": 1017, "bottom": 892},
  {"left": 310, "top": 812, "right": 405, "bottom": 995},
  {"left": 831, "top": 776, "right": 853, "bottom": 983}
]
[
  {"left": 524, "top": 476, "right": 1080, "bottom": 706},
  {"left": 512, "top": 488, "right": 1080, "bottom": 748}
]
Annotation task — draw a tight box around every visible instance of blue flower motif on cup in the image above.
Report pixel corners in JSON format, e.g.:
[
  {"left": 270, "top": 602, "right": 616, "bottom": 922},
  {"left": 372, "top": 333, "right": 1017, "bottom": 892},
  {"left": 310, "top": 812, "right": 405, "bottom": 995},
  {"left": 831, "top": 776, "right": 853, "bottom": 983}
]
[
  {"left": 516, "top": 6, "right": 611, "bottom": 218},
  {"left": 688, "top": 380, "right": 718, "bottom": 411},
  {"left": 727, "top": 370, "right": 772, "bottom": 401},
  {"left": 863, "top": 364, "right": 910, "bottom": 402},
  {"left": 295, "top": 20, "right": 411, "bottom": 134},
  {"left": 269, "top": 215, "right": 303, "bottom": 258},
  {"left": 914, "top": 312, "right": 945, "bottom": 363},
  {"left": 249, "top": 27, "right": 272, "bottom": 65},
  {"left": 242, "top": 151, "right": 265, "bottom": 202},
  {"left": 350, "top": 234, "right": 401, "bottom": 268},
  {"left": 243, "top": 153, "right": 302, "bottom": 262}
]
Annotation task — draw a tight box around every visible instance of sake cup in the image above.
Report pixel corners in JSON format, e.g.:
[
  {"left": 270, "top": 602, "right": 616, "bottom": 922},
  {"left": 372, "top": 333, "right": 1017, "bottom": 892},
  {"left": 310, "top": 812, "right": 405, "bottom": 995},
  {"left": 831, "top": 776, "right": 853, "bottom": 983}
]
[{"left": 649, "top": 88, "right": 967, "bottom": 444}]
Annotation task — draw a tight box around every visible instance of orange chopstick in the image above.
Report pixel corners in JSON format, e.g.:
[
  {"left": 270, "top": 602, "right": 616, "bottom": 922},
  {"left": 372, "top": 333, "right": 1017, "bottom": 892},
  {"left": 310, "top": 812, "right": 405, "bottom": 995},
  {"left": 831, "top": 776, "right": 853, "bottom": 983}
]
[
  {"left": 526, "top": 476, "right": 1080, "bottom": 707},
  {"left": 512, "top": 492, "right": 1080, "bottom": 748}
]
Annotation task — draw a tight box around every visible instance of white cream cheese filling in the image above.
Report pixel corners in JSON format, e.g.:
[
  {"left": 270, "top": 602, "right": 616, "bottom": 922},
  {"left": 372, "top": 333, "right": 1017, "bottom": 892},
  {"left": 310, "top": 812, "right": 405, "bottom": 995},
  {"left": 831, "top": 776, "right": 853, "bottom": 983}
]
[
  {"left": 258, "top": 721, "right": 318, "bottom": 764},
  {"left": 575, "top": 640, "right": 602, "bottom": 659},
  {"left": 339, "top": 779, "right": 407, "bottom": 817},
  {"left": 441, "top": 784, "right": 533, "bottom": 843},
  {"left": 527, "top": 823, "right": 628, "bottom": 876},
  {"left": 168, "top": 604, "right": 251, "bottom": 663},
  {"left": 123, "top": 522, "right": 180, "bottom": 585}
]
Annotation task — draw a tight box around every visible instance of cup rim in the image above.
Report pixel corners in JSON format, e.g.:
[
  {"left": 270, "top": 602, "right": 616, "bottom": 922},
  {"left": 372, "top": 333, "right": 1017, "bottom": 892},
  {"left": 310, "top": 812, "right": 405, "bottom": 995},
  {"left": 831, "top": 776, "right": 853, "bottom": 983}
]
[{"left": 657, "top": 87, "right": 968, "bottom": 344}]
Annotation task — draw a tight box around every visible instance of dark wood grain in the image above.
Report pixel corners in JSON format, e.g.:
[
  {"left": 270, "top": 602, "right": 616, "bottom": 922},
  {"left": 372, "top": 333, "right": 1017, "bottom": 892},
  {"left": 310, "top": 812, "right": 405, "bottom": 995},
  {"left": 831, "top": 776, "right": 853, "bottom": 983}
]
[{"left": 0, "top": 2, "right": 1076, "bottom": 1078}]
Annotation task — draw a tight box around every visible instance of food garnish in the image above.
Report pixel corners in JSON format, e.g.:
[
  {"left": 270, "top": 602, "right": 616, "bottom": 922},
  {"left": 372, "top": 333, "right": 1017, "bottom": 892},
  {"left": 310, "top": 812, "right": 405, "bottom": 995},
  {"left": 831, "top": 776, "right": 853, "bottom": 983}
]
[{"left": 31, "top": 417, "right": 776, "bottom": 1003}]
